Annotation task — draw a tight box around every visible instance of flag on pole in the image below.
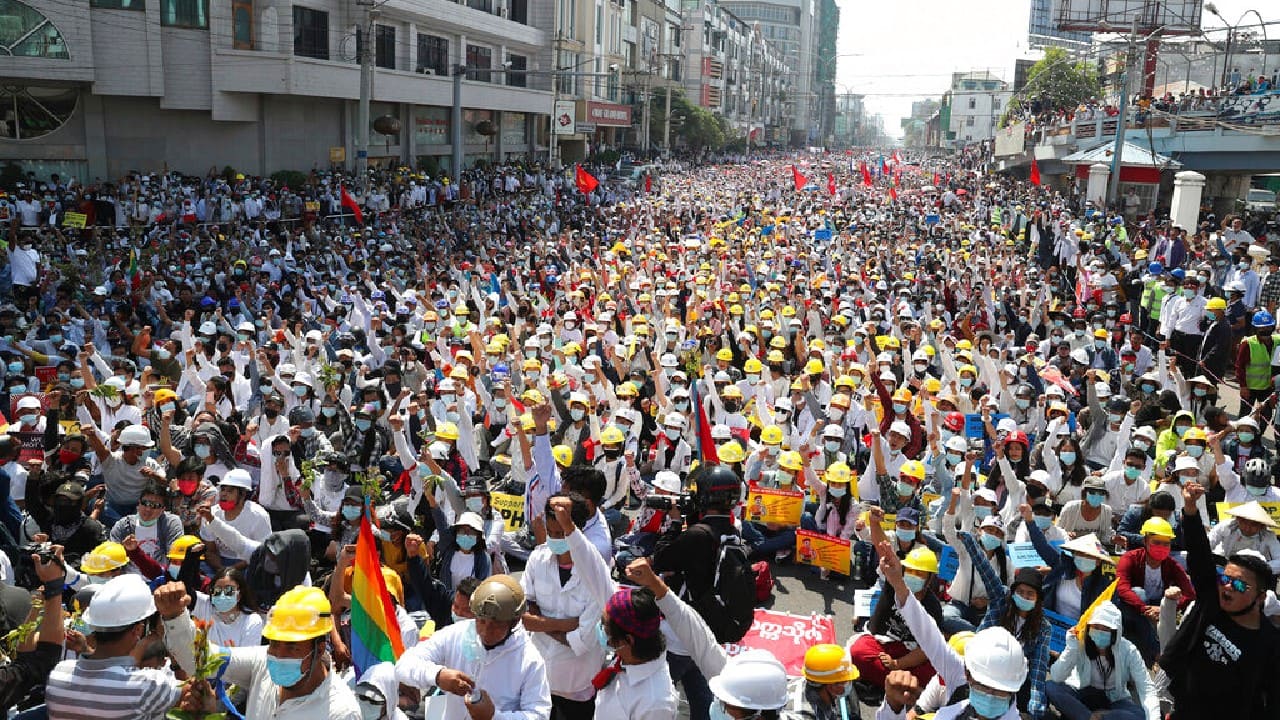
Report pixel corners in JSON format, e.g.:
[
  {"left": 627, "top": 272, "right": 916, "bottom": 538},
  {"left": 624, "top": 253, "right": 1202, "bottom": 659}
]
[
  {"left": 644, "top": 173, "right": 652, "bottom": 194},
  {"left": 691, "top": 381, "right": 719, "bottom": 464},
  {"left": 126, "top": 248, "right": 140, "bottom": 292},
  {"left": 791, "top": 165, "right": 807, "bottom": 191},
  {"left": 575, "top": 164, "right": 599, "bottom": 196},
  {"left": 860, "top": 163, "right": 873, "bottom": 187},
  {"left": 826, "top": 173, "right": 836, "bottom": 196},
  {"left": 889, "top": 187, "right": 898, "bottom": 202},
  {"left": 891, "top": 149, "right": 903, "bottom": 164},
  {"left": 879, "top": 156, "right": 888, "bottom": 175},
  {"left": 350, "top": 504, "right": 405, "bottom": 677},
  {"left": 933, "top": 172, "right": 941, "bottom": 186},
  {"left": 1073, "top": 579, "right": 1118, "bottom": 641},
  {"left": 340, "top": 185, "right": 364, "bottom": 225},
  {"left": 1030, "top": 158, "right": 1042, "bottom": 186}
]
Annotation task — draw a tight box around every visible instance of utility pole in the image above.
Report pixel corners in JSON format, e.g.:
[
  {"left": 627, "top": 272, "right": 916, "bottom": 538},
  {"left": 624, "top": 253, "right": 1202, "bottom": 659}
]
[
  {"left": 451, "top": 63, "right": 464, "bottom": 179},
  {"left": 1106, "top": 15, "right": 1139, "bottom": 208},
  {"left": 356, "top": 0, "right": 374, "bottom": 193}
]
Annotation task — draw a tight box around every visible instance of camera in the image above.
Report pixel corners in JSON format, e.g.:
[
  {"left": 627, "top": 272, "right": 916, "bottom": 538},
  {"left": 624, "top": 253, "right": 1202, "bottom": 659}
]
[
  {"left": 643, "top": 493, "right": 698, "bottom": 516},
  {"left": 14, "top": 541, "right": 56, "bottom": 589}
]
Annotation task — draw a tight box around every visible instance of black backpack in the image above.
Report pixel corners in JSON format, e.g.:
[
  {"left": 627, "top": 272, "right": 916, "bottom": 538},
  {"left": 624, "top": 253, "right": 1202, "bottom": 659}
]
[{"left": 688, "top": 532, "right": 757, "bottom": 643}]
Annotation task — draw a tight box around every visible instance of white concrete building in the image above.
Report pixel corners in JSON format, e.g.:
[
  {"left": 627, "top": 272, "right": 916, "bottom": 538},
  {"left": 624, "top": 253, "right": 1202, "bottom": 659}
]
[{"left": 945, "top": 71, "right": 1012, "bottom": 147}]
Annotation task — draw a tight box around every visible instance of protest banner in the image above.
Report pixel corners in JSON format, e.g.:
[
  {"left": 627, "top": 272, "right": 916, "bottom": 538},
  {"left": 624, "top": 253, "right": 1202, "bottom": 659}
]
[
  {"left": 794, "top": 530, "right": 851, "bottom": 574},
  {"left": 63, "top": 212, "right": 87, "bottom": 229},
  {"left": 489, "top": 492, "right": 525, "bottom": 532},
  {"left": 745, "top": 487, "right": 805, "bottom": 526},
  {"left": 937, "top": 545, "right": 960, "bottom": 583},
  {"left": 1216, "top": 502, "right": 1280, "bottom": 534},
  {"left": 1008, "top": 541, "right": 1053, "bottom": 568},
  {"left": 723, "top": 610, "right": 836, "bottom": 676},
  {"left": 1043, "top": 609, "right": 1077, "bottom": 653}
]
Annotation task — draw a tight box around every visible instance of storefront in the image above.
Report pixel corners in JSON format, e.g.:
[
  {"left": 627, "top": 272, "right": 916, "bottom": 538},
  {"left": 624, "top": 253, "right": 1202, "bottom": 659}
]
[{"left": 578, "top": 100, "right": 633, "bottom": 153}]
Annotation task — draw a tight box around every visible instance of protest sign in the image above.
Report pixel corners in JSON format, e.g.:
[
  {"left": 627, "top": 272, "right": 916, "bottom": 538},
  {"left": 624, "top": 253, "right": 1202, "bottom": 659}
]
[
  {"left": 489, "top": 492, "right": 525, "bottom": 532},
  {"left": 723, "top": 610, "right": 836, "bottom": 677},
  {"left": 794, "top": 530, "right": 851, "bottom": 574},
  {"left": 746, "top": 487, "right": 805, "bottom": 526}
]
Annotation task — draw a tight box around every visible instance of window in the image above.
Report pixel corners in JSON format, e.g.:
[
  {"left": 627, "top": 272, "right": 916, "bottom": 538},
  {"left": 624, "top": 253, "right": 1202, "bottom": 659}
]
[
  {"left": 595, "top": 3, "right": 603, "bottom": 44},
  {"left": 466, "top": 44, "right": 492, "bottom": 81},
  {"left": 509, "top": 0, "right": 527, "bottom": 23},
  {"left": 89, "top": 0, "right": 142, "bottom": 8},
  {"left": 506, "top": 54, "right": 526, "bottom": 87},
  {"left": 417, "top": 34, "right": 448, "bottom": 75},
  {"left": 232, "top": 0, "right": 253, "bottom": 49},
  {"left": 292, "top": 6, "right": 328, "bottom": 59},
  {"left": 466, "top": 0, "right": 492, "bottom": 12},
  {"left": 161, "top": 0, "right": 208, "bottom": 28},
  {"left": 375, "top": 24, "right": 395, "bottom": 69},
  {"left": 0, "top": 85, "right": 77, "bottom": 139},
  {"left": 966, "top": 116, "right": 975, "bottom": 126},
  {"left": 0, "top": 0, "right": 70, "bottom": 57}
]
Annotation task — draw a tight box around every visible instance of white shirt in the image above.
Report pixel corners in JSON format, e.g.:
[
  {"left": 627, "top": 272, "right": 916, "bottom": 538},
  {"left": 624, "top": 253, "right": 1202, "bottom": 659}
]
[
  {"left": 193, "top": 593, "right": 264, "bottom": 649},
  {"left": 520, "top": 535, "right": 608, "bottom": 701},
  {"left": 199, "top": 502, "right": 272, "bottom": 562},
  {"left": 219, "top": 645, "right": 360, "bottom": 720},
  {"left": 592, "top": 656, "right": 678, "bottom": 720}
]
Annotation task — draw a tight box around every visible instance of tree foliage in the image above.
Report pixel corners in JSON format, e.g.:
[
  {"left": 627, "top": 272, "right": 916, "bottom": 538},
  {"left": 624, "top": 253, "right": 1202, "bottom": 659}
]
[
  {"left": 1021, "top": 47, "right": 1102, "bottom": 113},
  {"left": 646, "top": 87, "right": 740, "bottom": 152}
]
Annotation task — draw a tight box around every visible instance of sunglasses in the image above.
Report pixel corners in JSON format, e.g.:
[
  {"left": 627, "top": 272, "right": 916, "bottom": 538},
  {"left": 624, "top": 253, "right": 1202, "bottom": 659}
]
[
  {"left": 212, "top": 587, "right": 239, "bottom": 598},
  {"left": 1217, "top": 568, "right": 1251, "bottom": 593},
  {"left": 139, "top": 499, "right": 165, "bottom": 509}
]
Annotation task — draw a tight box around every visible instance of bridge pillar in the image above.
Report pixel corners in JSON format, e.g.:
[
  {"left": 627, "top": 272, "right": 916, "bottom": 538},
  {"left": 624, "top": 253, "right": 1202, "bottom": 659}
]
[{"left": 1170, "top": 170, "right": 1206, "bottom": 234}]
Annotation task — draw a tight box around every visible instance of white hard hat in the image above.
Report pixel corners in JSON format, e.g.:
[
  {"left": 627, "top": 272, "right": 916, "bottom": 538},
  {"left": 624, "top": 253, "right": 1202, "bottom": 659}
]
[
  {"left": 708, "top": 649, "right": 789, "bottom": 710},
  {"left": 889, "top": 421, "right": 911, "bottom": 438},
  {"left": 664, "top": 412, "right": 686, "bottom": 428},
  {"left": 83, "top": 574, "right": 156, "bottom": 630},
  {"left": 198, "top": 321, "right": 217, "bottom": 336},
  {"left": 1089, "top": 602, "right": 1122, "bottom": 631},
  {"left": 653, "top": 470, "right": 682, "bottom": 494},
  {"left": 660, "top": 353, "right": 679, "bottom": 368},
  {"left": 964, "top": 626, "right": 1029, "bottom": 692},
  {"left": 822, "top": 424, "right": 845, "bottom": 439},
  {"left": 711, "top": 424, "right": 732, "bottom": 440},
  {"left": 103, "top": 376, "right": 127, "bottom": 391},
  {"left": 1069, "top": 348, "right": 1090, "bottom": 365},
  {"left": 1132, "top": 425, "right": 1158, "bottom": 441},
  {"left": 1174, "top": 455, "right": 1199, "bottom": 473},
  {"left": 222, "top": 468, "right": 254, "bottom": 490},
  {"left": 118, "top": 424, "right": 154, "bottom": 448},
  {"left": 996, "top": 417, "right": 1017, "bottom": 434},
  {"left": 774, "top": 397, "right": 793, "bottom": 412}
]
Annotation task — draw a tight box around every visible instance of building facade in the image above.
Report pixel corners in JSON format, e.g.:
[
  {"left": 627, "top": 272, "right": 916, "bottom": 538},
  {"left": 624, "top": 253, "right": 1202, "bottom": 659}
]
[{"left": 943, "top": 71, "right": 1012, "bottom": 148}]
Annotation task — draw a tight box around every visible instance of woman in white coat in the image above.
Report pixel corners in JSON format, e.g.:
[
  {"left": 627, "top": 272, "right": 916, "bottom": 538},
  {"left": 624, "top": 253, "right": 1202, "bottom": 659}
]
[{"left": 1045, "top": 602, "right": 1159, "bottom": 720}]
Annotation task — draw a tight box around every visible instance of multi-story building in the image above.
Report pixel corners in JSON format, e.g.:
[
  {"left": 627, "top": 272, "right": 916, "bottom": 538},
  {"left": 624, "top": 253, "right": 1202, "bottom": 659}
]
[
  {"left": 717, "top": 0, "right": 817, "bottom": 145},
  {"left": 1027, "top": 0, "right": 1091, "bottom": 49},
  {"left": 833, "top": 92, "right": 864, "bottom": 147},
  {"left": 942, "top": 70, "right": 1012, "bottom": 147},
  {"left": 0, "top": 0, "right": 555, "bottom": 179}
]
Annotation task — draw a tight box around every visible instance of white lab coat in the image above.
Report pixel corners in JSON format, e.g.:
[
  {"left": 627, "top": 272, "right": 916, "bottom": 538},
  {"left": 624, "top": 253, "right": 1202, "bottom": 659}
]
[{"left": 519, "top": 542, "right": 608, "bottom": 701}]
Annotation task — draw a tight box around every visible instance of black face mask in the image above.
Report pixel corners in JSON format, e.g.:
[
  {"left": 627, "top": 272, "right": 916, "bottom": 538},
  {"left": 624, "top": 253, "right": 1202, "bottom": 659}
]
[
  {"left": 52, "top": 503, "right": 81, "bottom": 524},
  {"left": 604, "top": 447, "right": 622, "bottom": 460},
  {"left": 264, "top": 407, "right": 280, "bottom": 419}
]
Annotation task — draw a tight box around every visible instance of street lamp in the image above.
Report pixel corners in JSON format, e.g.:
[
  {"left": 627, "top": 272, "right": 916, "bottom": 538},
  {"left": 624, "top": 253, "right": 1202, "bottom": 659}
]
[{"left": 1205, "top": 4, "right": 1269, "bottom": 89}]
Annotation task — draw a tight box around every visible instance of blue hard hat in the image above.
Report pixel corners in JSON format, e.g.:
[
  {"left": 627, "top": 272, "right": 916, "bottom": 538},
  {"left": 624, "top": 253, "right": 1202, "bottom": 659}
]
[
  {"left": 1147, "top": 262, "right": 1163, "bottom": 275},
  {"left": 1170, "top": 268, "right": 1185, "bottom": 281},
  {"left": 1253, "top": 310, "right": 1276, "bottom": 328}
]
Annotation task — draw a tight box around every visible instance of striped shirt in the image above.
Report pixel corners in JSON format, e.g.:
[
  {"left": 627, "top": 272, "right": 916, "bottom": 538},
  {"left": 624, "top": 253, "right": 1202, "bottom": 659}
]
[{"left": 45, "top": 656, "right": 182, "bottom": 719}]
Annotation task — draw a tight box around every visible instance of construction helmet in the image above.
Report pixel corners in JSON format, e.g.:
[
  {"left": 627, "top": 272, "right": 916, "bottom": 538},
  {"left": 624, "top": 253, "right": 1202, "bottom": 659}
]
[
  {"left": 81, "top": 541, "right": 129, "bottom": 575},
  {"left": 715, "top": 348, "right": 734, "bottom": 362},
  {"left": 902, "top": 546, "right": 940, "bottom": 574},
  {"left": 708, "top": 649, "right": 789, "bottom": 710},
  {"left": 778, "top": 451, "right": 804, "bottom": 472},
  {"left": 552, "top": 445, "right": 574, "bottom": 467},
  {"left": 722, "top": 385, "right": 744, "bottom": 400},
  {"left": 262, "top": 587, "right": 335, "bottom": 642},
  {"left": 82, "top": 574, "right": 156, "bottom": 630},
  {"left": 947, "top": 630, "right": 975, "bottom": 656},
  {"left": 167, "top": 535, "right": 202, "bottom": 561},
  {"left": 469, "top": 575, "right": 526, "bottom": 622},
  {"left": 1140, "top": 517, "right": 1175, "bottom": 539},
  {"left": 891, "top": 387, "right": 913, "bottom": 403},
  {"left": 964, "top": 626, "right": 1029, "bottom": 692},
  {"left": 761, "top": 425, "right": 784, "bottom": 445},
  {"left": 1206, "top": 297, "right": 1227, "bottom": 311},
  {"left": 824, "top": 461, "right": 852, "bottom": 485},
  {"left": 435, "top": 421, "right": 460, "bottom": 441},
  {"left": 802, "top": 643, "right": 859, "bottom": 684},
  {"left": 744, "top": 358, "right": 763, "bottom": 374},
  {"left": 600, "top": 426, "right": 626, "bottom": 445},
  {"left": 899, "top": 460, "right": 927, "bottom": 482},
  {"left": 1182, "top": 426, "right": 1206, "bottom": 442},
  {"left": 718, "top": 441, "right": 747, "bottom": 464},
  {"left": 804, "top": 358, "right": 824, "bottom": 375}
]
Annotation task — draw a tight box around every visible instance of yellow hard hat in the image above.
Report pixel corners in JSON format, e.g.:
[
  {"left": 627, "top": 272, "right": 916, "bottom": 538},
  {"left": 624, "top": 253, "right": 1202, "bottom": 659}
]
[
  {"left": 519, "top": 413, "right": 536, "bottom": 432},
  {"left": 778, "top": 450, "right": 804, "bottom": 471},
  {"left": 948, "top": 630, "right": 975, "bottom": 656},
  {"left": 923, "top": 378, "right": 942, "bottom": 394},
  {"left": 824, "top": 461, "right": 852, "bottom": 485},
  {"left": 1206, "top": 297, "right": 1227, "bottom": 311},
  {"left": 722, "top": 385, "right": 744, "bottom": 400},
  {"left": 601, "top": 426, "right": 626, "bottom": 445},
  {"left": 715, "top": 348, "right": 734, "bottom": 362},
  {"left": 766, "top": 350, "right": 786, "bottom": 363},
  {"left": 744, "top": 358, "right": 763, "bottom": 374},
  {"left": 900, "top": 459, "right": 927, "bottom": 481},
  {"left": 435, "top": 421, "right": 460, "bottom": 441},
  {"left": 903, "top": 546, "right": 940, "bottom": 574},
  {"left": 617, "top": 382, "right": 638, "bottom": 398},
  {"left": 453, "top": 303, "right": 470, "bottom": 316},
  {"left": 1183, "top": 427, "right": 1206, "bottom": 442},
  {"left": 769, "top": 336, "right": 788, "bottom": 349},
  {"left": 1140, "top": 517, "right": 1175, "bottom": 539},
  {"left": 262, "top": 586, "right": 335, "bottom": 642},
  {"left": 804, "top": 359, "right": 824, "bottom": 375},
  {"left": 729, "top": 304, "right": 744, "bottom": 316},
  {"left": 761, "top": 425, "right": 784, "bottom": 445},
  {"left": 168, "top": 535, "right": 202, "bottom": 561},
  {"left": 562, "top": 341, "right": 582, "bottom": 355},
  {"left": 955, "top": 339, "right": 973, "bottom": 351},
  {"left": 892, "top": 388, "right": 913, "bottom": 403},
  {"left": 781, "top": 305, "right": 796, "bottom": 318},
  {"left": 834, "top": 375, "right": 857, "bottom": 390},
  {"left": 803, "top": 643, "right": 859, "bottom": 684},
  {"left": 522, "top": 357, "right": 542, "bottom": 371},
  {"left": 81, "top": 541, "right": 128, "bottom": 574},
  {"left": 552, "top": 445, "right": 574, "bottom": 467},
  {"left": 718, "top": 441, "right": 747, "bottom": 463}
]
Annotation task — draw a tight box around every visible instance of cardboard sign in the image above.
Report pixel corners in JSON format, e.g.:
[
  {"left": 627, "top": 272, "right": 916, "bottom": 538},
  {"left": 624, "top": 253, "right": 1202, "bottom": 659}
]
[
  {"left": 62, "top": 212, "right": 87, "bottom": 229},
  {"left": 12, "top": 430, "right": 43, "bottom": 464},
  {"left": 853, "top": 588, "right": 881, "bottom": 617},
  {"left": 937, "top": 545, "right": 960, "bottom": 583},
  {"left": 9, "top": 392, "right": 46, "bottom": 419},
  {"left": 1043, "top": 608, "right": 1077, "bottom": 654},
  {"left": 794, "top": 529, "right": 852, "bottom": 574},
  {"left": 745, "top": 487, "right": 805, "bottom": 526},
  {"left": 489, "top": 491, "right": 525, "bottom": 532},
  {"left": 34, "top": 366, "right": 57, "bottom": 389},
  {"left": 1008, "top": 541, "right": 1052, "bottom": 568},
  {"left": 963, "top": 413, "right": 1009, "bottom": 439},
  {"left": 1215, "top": 501, "right": 1280, "bottom": 535},
  {"left": 722, "top": 609, "right": 837, "bottom": 677}
]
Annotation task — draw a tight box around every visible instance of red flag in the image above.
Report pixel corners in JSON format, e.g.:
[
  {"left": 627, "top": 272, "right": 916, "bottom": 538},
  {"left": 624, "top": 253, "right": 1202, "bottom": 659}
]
[
  {"left": 340, "top": 186, "right": 363, "bottom": 225},
  {"left": 892, "top": 150, "right": 903, "bottom": 164},
  {"left": 933, "top": 172, "right": 941, "bottom": 186},
  {"left": 860, "top": 163, "right": 873, "bottom": 187},
  {"left": 691, "top": 382, "right": 719, "bottom": 465},
  {"left": 826, "top": 173, "right": 836, "bottom": 196},
  {"left": 575, "top": 164, "right": 599, "bottom": 196},
  {"left": 791, "top": 165, "right": 807, "bottom": 191},
  {"left": 1030, "top": 158, "right": 1042, "bottom": 186},
  {"left": 644, "top": 173, "right": 652, "bottom": 194},
  {"left": 889, "top": 187, "right": 898, "bottom": 202}
]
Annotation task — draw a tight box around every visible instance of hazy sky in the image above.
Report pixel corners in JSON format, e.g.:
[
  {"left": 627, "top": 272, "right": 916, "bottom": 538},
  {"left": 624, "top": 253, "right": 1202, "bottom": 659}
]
[{"left": 833, "top": 0, "right": 1269, "bottom": 139}]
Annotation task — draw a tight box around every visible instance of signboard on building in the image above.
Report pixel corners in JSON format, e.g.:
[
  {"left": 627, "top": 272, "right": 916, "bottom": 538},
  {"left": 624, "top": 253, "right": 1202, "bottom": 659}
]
[
  {"left": 414, "top": 107, "right": 450, "bottom": 146},
  {"left": 501, "top": 112, "right": 528, "bottom": 146},
  {"left": 585, "top": 101, "right": 632, "bottom": 127},
  {"left": 994, "top": 121, "right": 1026, "bottom": 157},
  {"left": 329, "top": 147, "right": 346, "bottom": 163},
  {"left": 553, "top": 100, "right": 576, "bottom": 135},
  {"left": 576, "top": 122, "right": 596, "bottom": 133}
]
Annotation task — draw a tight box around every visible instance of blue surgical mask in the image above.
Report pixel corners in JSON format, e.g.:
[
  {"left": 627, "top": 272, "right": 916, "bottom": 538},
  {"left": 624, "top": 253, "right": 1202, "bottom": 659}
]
[
  {"left": 155, "top": 349, "right": 171, "bottom": 361},
  {"left": 1034, "top": 515, "right": 1052, "bottom": 530},
  {"left": 895, "top": 528, "right": 917, "bottom": 543},
  {"left": 1193, "top": 387, "right": 1208, "bottom": 397},
  {"left": 947, "top": 452, "right": 963, "bottom": 466},
  {"left": 322, "top": 406, "right": 338, "bottom": 418},
  {"left": 168, "top": 564, "right": 182, "bottom": 579},
  {"left": 968, "top": 688, "right": 1013, "bottom": 719},
  {"left": 1173, "top": 425, "right": 1188, "bottom": 438},
  {"left": 1239, "top": 431, "right": 1256, "bottom": 444},
  {"left": 266, "top": 655, "right": 305, "bottom": 687},
  {"left": 825, "top": 440, "right": 841, "bottom": 453},
  {"left": 1185, "top": 445, "right": 1204, "bottom": 458},
  {"left": 1088, "top": 629, "right": 1113, "bottom": 648},
  {"left": 293, "top": 385, "right": 308, "bottom": 397},
  {"left": 596, "top": 621, "right": 612, "bottom": 650},
  {"left": 893, "top": 403, "right": 908, "bottom": 415},
  {"left": 300, "top": 427, "right": 316, "bottom": 438},
  {"left": 974, "top": 505, "right": 992, "bottom": 520},
  {"left": 546, "top": 537, "right": 570, "bottom": 555},
  {"left": 570, "top": 408, "right": 586, "bottom": 422},
  {"left": 210, "top": 591, "right": 239, "bottom": 613},
  {"left": 980, "top": 532, "right": 1003, "bottom": 551},
  {"left": 466, "top": 496, "right": 485, "bottom": 513},
  {"left": 354, "top": 418, "right": 373, "bottom": 432},
  {"left": 897, "top": 481, "right": 916, "bottom": 497},
  {"left": 138, "top": 516, "right": 158, "bottom": 527},
  {"left": 1085, "top": 492, "right": 1105, "bottom": 507},
  {"left": 159, "top": 403, "right": 175, "bottom": 415},
  {"left": 903, "top": 574, "right": 926, "bottom": 593},
  {"left": 194, "top": 444, "right": 211, "bottom": 459},
  {"left": 828, "top": 486, "right": 847, "bottom": 498},
  {"left": 6, "top": 361, "right": 22, "bottom": 373},
  {"left": 456, "top": 534, "right": 478, "bottom": 551},
  {"left": 1015, "top": 398, "right": 1031, "bottom": 410},
  {"left": 1059, "top": 451, "right": 1077, "bottom": 465},
  {"left": 1141, "top": 383, "right": 1156, "bottom": 393},
  {"left": 1247, "top": 485, "right": 1268, "bottom": 497},
  {"left": 1012, "top": 593, "right": 1036, "bottom": 612},
  {"left": 1124, "top": 466, "right": 1141, "bottom": 481},
  {"left": 1074, "top": 556, "right": 1098, "bottom": 574},
  {"left": 342, "top": 505, "right": 361, "bottom": 521},
  {"left": 1107, "top": 413, "right": 1122, "bottom": 425}
]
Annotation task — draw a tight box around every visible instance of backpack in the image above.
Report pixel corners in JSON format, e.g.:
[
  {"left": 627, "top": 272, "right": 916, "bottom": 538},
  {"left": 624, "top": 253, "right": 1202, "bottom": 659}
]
[{"left": 688, "top": 533, "right": 758, "bottom": 643}]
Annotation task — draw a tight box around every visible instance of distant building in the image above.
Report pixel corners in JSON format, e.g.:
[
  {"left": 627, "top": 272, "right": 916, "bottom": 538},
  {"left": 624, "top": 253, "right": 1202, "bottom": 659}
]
[{"left": 1027, "top": 0, "right": 1090, "bottom": 49}]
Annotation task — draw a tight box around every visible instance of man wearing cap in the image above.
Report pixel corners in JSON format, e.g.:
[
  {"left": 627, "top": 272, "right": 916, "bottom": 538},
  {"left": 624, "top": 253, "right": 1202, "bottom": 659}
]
[
  {"left": 22, "top": 479, "right": 107, "bottom": 563},
  {"left": 1209, "top": 502, "right": 1280, "bottom": 575},
  {"left": 83, "top": 422, "right": 164, "bottom": 524},
  {"left": 1114, "top": 513, "right": 1194, "bottom": 663}
]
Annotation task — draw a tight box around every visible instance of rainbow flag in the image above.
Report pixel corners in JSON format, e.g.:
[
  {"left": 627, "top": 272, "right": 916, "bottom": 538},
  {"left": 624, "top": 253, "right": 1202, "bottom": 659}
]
[{"left": 350, "top": 504, "right": 405, "bottom": 676}]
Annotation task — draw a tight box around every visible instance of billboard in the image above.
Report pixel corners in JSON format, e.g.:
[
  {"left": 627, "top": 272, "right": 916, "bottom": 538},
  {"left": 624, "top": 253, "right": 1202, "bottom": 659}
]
[
  {"left": 1055, "top": 0, "right": 1202, "bottom": 35},
  {"left": 552, "top": 100, "right": 576, "bottom": 135}
]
